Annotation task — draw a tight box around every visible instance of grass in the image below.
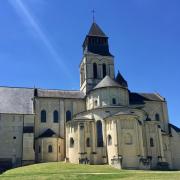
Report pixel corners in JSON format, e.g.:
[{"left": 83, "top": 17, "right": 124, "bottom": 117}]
[{"left": 0, "top": 162, "right": 180, "bottom": 180}]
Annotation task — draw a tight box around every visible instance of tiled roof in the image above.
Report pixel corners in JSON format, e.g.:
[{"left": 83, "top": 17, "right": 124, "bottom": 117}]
[{"left": 0, "top": 87, "right": 34, "bottom": 114}]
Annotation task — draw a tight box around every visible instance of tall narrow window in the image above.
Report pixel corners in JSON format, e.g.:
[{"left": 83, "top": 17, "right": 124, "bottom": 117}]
[
  {"left": 112, "top": 98, "right": 116, "bottom": 105},
  {"left": 94, "top": 100, "right": 98, "bottom": 107},
  {"left": 41, "top": 110, "right": 46, "bottom": 123},
  {"left": 70, "top": 138, "right": 74, "bottom": 148},
  {"left": 48, "top": 145, "right": 53, "bottom": 153},
  {"left": 53, "top": 110, "right": 59, "bottom": 123},
  {"left": 93, "top": 63, "right": 97, "bottom": 79},
  {"left": 86, "top": 138, "right": 90, "bottom": 147},
  {"left": 150, "top": 138, "right": 154, "bottom": 147},
  {"left": 107, "top": 135, "right": 112, "bottom": 146},
  {"left": 66, "top": 111, "right": 71, "bottom": 122},
  {"left": 155, "top": 113, "right": 160, "bottom": 121},
  {"left": 102, "top": 63, "right": 106, "bottom": 78},
  {"left": 96, "top": 120, "right": 103, "bottom": 147}
]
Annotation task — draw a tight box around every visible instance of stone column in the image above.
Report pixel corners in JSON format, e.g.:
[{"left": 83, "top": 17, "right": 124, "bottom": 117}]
[
  {"left": 158, "top": 127, "right": 165, "bottom": 160},
  {"left": 113, "top": 120, "right": 118, "bottom": 156},
  {"left": 91, "top": 121, "right": 96, "bottom": 153},
  {"left": 138, "top": 124, "right": 145, "bottom": 156},
  {"left": 91, "top": 121, "right": 96, "bottom": 164},
  {"left": 78, "top": 122, "right": 85, "bottom": 161}
]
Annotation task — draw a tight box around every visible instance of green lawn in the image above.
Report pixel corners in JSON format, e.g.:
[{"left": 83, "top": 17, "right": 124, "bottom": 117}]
[{"left": 0, "top": 162, "right": 179, "bottom": 180}]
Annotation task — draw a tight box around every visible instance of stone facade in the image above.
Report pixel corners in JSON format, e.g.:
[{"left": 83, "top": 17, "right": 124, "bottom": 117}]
[{"left": 0, "top": 22, "right": 180, "bottom": 170}]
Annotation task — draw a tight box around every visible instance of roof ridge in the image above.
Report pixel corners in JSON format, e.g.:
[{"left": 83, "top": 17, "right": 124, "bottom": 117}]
[
  {"left": 154, "top": 93, "right": 165, "bottom": 101},
  {"left": 0, "top": 86, "right": 84, "bottom": 93},
  {"left": 0, "top": 85, "right": 34, "bottom": 90},
  {"left": 38, "top": 88, "right": 83, "bottom": 92}
]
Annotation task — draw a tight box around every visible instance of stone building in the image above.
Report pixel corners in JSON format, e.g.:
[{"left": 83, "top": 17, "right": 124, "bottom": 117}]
[{"left": 0, "top": 22, "right": 180, "bottom": 170}]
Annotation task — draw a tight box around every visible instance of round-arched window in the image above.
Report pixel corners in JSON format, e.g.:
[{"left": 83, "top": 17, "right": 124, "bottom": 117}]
[
  {"left": 150, "top": 138, "right": 154, "bottom": 147},
  {"left": 86, "top": 138, "right": 90, "bottom": 147},
  {"left": 48, "top": 145, "right": 53, "bottom": 153},
  {"left": 53, "top": 110, "right": 59, "bottom": 123},
  {"left": 66, "top": 111, "right": 72, "bottom": 122},
  {"left": 70, "top": 138, "right": 74, "bottom": 148},
  {"left": 41, "top": 110, "right": 46, "bottom": 123}
]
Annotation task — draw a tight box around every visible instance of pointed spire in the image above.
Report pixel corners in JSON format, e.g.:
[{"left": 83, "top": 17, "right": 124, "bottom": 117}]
[
  {"left": 82, "top": 22, "right": 112, "bottom": 56},
  {"left": 115, "top": 70, "right": 128, "bottom": 87},
  {"left": 88, "top": 22, "right": 107, "bottom": 37}
]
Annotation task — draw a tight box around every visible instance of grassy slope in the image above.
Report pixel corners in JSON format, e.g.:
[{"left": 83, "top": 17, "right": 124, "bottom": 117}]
[{"left": 0, "top": 162, "right": 180, "bottom": 180}]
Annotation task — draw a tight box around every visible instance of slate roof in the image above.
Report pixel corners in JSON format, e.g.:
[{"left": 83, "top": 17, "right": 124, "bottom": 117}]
[
  {"left": 37, "top": 89, "right": 85, "bottom": 99},
  {"left": 169, "top": 123, "right": 180, "bottom": 133},
  {"left": 129, "top": 92, "right": 165, "bottom": 104},
  {"left": 0, "top": 87, "right": 34, "bottom": 114},
  {"left": 88, "top": 22, "right": 107, "bottom": 37},
  {"left": 115, "top": 71, "right": 128, "bottom": 87},
  {"left": 38, "top": 129, "right": 57, "bottom": 138},
  {"left": 94, "top": 76, "right": 122, "bottom": 90}
]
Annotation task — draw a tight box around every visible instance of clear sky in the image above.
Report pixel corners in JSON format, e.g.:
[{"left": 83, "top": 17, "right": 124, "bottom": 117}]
[{"left": 0, "top": 0, "right": 179, "bottom": 127}]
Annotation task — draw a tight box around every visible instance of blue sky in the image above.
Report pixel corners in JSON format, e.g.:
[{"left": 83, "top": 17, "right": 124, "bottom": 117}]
[{"left": 0, "top": 0, "right": 179, "bottom": 127}]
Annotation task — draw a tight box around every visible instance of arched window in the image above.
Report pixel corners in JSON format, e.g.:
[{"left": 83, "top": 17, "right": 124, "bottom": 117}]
[
  {"left": 155, "top": 113, "right": 160, "bottom": 121},
  {"left": 66, "top": 111, "right": 71, "bottom": 122},
  {"left": 102, "top": 63, "right": 106, "bottom": 78},
  {"left": 150, "top": 138, "right": 154, "bottom": 147},
  {"left": 41, "top": 110, "right": 46, "bottom": 123},
  {"left": 124, "top": 133, "right": 132, "bottom": 145},
  {"left": 70, "top": 138, "right": 74, "bottom": 148},
  {"left": 93, "top": 63, "right": 97, "bottom": 79},
  {"left": 86, "top": 138, "right": 90, "bottom": 147},
  {"left": 112, "top": 98, "right": 116, "bottom": 105},
  {"left": 48, "top": 145, "right": 53, "bottom": 153},
  {"left": 53, "top": 110, "right": 59, "bottom": 123},
  {"left": 107, "top": 134, "right": 112, "bottom": 146},
  {"left": 96, "top": 120, "right": 103, "bottom": 147}
]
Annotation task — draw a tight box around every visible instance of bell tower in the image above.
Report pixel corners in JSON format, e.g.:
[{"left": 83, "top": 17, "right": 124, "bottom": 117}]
[{"left": 80, "top": 22, "right": 115, "bottom": 94}]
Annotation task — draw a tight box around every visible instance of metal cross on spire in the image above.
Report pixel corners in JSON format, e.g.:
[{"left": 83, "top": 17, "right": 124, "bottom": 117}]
[{"left": 91, "top": 9, "right": 95, "bottom": 22}]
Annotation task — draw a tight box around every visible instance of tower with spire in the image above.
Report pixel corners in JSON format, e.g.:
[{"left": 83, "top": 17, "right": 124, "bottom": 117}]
[{"left": 80, "top": 22, "right": 115, "bottom": 94}]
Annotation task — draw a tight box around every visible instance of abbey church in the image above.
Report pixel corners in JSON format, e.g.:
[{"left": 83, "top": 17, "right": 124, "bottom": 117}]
[{"left": 0, "top": 22, "right": 180, "bottom": 170}]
